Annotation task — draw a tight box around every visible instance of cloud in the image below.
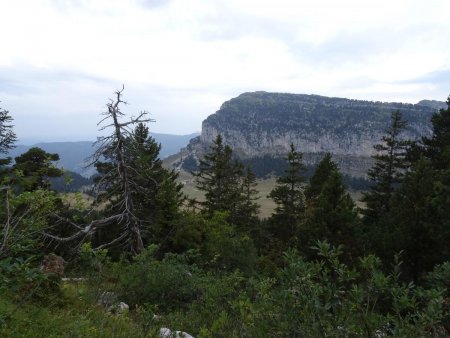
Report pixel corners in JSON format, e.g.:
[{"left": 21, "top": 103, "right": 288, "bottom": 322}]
[{"left": 0, "top": 0, "right": 450, "bottom": 141}]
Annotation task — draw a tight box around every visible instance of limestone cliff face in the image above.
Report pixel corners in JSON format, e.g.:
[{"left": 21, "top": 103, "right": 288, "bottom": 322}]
[{"left": 199, "top": 92, "right": 443, "bottom": 158}]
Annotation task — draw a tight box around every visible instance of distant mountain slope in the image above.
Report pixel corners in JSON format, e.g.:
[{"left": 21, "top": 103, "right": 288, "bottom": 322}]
[
  {"left": 173, "top": 92, "right": 445, "bottom": 178},
  {"left": 200, "top": 92, "right": 444, "bottom": 157},
  {"left": 8, "top": 132, "right": 199, "bottom": 177}
]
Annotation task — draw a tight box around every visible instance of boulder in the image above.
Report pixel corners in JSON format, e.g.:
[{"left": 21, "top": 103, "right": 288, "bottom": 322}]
[
  {"left": 40, "top": 253, "right": 65, "bottom": 277},
  {"left": 159, "top": 327, "right": 195, "bottom": 338}
]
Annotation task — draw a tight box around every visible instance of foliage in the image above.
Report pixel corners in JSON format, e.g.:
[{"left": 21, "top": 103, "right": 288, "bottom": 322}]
[
  {"left": 12, "top": 147, "right": 64, "bottom": 192},
  {"left": 0, "top": 189, "right": 59, "bottom": 259},
  {"left": 362, "top": 110, "right": 409, "bottom": 225},
  {"left": 233, "top": 243, "right": 447, "bottom": 337},
  {"left": 110, "top": 246, "right": 201, "bottom": 311},
  {"left": 0, "top": 105, "right": 17, "bottom": 168},
  {"left": 268, "top": 143, "right": 306, "bottom": 243},
  {"left": 0, "top": 284, "right": 141, "bottom": 338},
  {"left": 95, "top": 122, "right": 185, "bottom": 256},
  {"left": 49, "top": 171, "right": 93, "bottom": 193},
  {"left": 302, "top": 154, "right": 360, "bottom": 259}
]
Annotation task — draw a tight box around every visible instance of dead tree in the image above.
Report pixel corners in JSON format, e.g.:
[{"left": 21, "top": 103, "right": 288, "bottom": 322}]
[{"left": 45, "top": 87, "right": 153, "bottom": 255}]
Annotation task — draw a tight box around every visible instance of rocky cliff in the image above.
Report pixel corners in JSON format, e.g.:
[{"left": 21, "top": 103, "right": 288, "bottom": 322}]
[
  {"left": 178, "top": 92, "right": 446, "bottom": 178},
  {"left": 200, "top": 92, "right": 444, "bottom": 157}
]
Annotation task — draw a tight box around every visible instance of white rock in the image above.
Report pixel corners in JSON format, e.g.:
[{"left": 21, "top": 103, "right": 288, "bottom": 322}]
[
  {"left": 159, "top": 327, "right": 195, "bottom": 338},
  {"left": 118, "top": 302, "right": 129, "bottom": 312}
]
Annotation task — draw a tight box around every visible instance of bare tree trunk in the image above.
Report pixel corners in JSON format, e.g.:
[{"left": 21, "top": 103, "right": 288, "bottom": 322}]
[{"left": 43, "top": 87, "right": 151, "bottom": 255}]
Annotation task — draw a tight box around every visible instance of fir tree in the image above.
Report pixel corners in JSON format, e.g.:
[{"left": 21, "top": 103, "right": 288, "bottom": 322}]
[
  {"left": 235, "top": 166, "right": 260, "bottom": 233},
  {"left": 362, "top": 110, "right": 409, "bottom": 224},
  {"left": 193, "top": 134, "right": 244, "bottom": 224},
  {"left": 422, "top": 96, "right": 450, "bottom": 171},
  {"left": 302, "top": 154, "right": 359, "bottom": 257},
  {"left": 268, "top": 143, "right": 306, "bottom": 243},
  {"left": 95, "top": 122, "right": 184, "bottom": 254},
  {"left": 305, "top": 153, "right": 338, "bottom": 205},
  {"left": 0, "top": 106, "right": 17, "bottom": 167}
]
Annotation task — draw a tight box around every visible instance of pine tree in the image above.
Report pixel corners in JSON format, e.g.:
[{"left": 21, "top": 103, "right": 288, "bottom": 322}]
[
  {"left": 235, "top": 166, "right": 260, "bottom": 233},
  {"left": 45, "top": 88, "right": 153, "bottom": 255},
  {"left": 362, "top": 110, "right": 409, "bottom": 224},
  {"left": 94, "top": 122, "right": 184, "bottom": 254},
  {"left": 422, "top": 96, "right": 450, "bottom": 170},
  {"left": 193, "top": 134, "right": 244, "bottom": 223},
  {"left": 386, "top": 158, "right": 438, "bottom": 281},
  {"left": 0, "top": 106, "right": 17, "bottom": 168},
  {"left": 268, "top": 143, "right": 306, "bottom": 243},
  {"left": 305, "top": 153, "right": 338, "bottom": 206},
  {"left": 13, "top": 147, "right": 64, "bottom": 191},
  {"left": 300, "top": 154, "right": 359, "bottom": 257}
]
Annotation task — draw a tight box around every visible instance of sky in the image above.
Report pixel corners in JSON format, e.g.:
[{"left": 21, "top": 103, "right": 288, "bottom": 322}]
[{"left": 1, "top": 0, "right": 449, "bottom": 143}]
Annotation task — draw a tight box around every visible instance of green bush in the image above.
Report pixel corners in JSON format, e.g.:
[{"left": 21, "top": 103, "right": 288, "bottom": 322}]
[{"left": 111, "top": 246, "right": 201, "bottom": 311}]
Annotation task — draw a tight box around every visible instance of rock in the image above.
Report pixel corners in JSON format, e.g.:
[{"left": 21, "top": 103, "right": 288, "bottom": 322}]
[
  {"left": 118, "top": 302, "right": 129, "bottom": 312},
  {"left": 97, "top": 291, "right": 117, "bottom": 307},
  {"left": 40, "top": 253, "right": 65, "bottom": 277},
  {"left": 159, "top": 327, "right": 195, "bottom": 338},
  {"left": 106, "top": 301, "right": 129, "bottom": 315}
]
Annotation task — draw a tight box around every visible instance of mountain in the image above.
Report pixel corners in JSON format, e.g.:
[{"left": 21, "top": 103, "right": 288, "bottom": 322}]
[
  {"left": 7, "top": 132, "right": 199, "bottom": 177},
  {"left": 175, "top": 92, "right": 445, "bottom": 177}
]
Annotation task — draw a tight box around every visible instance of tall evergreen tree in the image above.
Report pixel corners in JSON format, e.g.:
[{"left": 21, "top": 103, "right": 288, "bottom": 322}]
[
  {"left": 302, "top": 157, "right": 359, "bottom": 257},
  {"left": 235, "top": 166, "right": 260, "bottom": 233},
  {"left": 385, "top": 158, "right": 438, "bottom": 281},
  {"left": 362, "top": 110, "right": 409, "bottom": 224},
  {"left": 0, "top": 106, "right": 17, "bottom": 169},
  {"left": 422, "top": 96, "right": 450, "bottom": 170},
  {"left": 45, "top": 88, "right": 152, "bottom": 255},
  {"left": 305, "top": 153, "right": 338, "bottom": 206},
  {"left": 193, "top": 135, "right": 244, "bottom": 224},
  {"left": 380, "top": 97, "right": 450, "bottom": 279},
  {"left": 268, "top": 143, "right": 306, "bottom": 243}
]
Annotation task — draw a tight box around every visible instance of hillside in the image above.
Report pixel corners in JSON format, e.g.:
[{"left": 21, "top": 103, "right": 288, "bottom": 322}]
[
  {"left": 201, "top": 92, "right": 444, "bottom": 157},
  {"left": 175, "top": 92, "right": 445, "bottom": 178}
]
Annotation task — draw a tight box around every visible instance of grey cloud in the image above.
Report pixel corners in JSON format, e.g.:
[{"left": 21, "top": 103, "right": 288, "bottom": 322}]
[
  {"left": 137, "top": 0, "right": 170, "bottom": 9},
  {"left": 404, "top": 69, "right": 450, "bottom": 86}
]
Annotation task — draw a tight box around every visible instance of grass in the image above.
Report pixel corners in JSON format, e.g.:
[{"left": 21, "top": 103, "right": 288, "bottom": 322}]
[{"left": 0, "top": 283, "right": 143, "bottom": 338}]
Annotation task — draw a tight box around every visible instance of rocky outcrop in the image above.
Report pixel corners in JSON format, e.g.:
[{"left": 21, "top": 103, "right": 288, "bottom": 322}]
[
  {"left": 175, "top": 92, "right": 445, "bottom": 178},
  {"left": 199, "top": 92, "right": 442, "bottom": 157}
]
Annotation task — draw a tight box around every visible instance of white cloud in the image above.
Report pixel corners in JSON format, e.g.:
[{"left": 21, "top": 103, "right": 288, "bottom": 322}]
[{"left": 0, "top": 0, "right": 449, "bottom": 140}]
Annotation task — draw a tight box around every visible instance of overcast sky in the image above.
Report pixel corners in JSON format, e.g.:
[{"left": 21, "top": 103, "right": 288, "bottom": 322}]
[{"left": 1, "top": 0, "right": 449, "bottom": 143}]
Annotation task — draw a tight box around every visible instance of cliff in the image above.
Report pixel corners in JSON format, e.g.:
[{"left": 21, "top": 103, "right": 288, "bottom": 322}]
[
  {"left": 175, "top": 92, "right": 445, "bottom": 178},
  {"left": 200, "top": 92, "right": 444, "bottom": 157}
]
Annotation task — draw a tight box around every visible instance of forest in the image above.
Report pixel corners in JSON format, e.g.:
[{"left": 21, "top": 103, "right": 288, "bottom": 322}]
[{"left": 0, "top": 89, "right": 449, "bottom": 337}]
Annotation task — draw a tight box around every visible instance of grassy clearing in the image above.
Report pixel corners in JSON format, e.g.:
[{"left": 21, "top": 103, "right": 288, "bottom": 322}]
[
  {"left": 0, "top": 284, "right": 142, "bottom": 338},
  {"left": 177, "top": 170, "right": 365, "bottom": 218}
]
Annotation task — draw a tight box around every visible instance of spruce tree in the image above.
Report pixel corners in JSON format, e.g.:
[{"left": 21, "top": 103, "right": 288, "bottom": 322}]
[
  {"left": 193, "top": 134, "right": 244, "bottom": 223},
  {"left": 301, "top": 154, "right": 359, "bottom": 257},
  {"left": 422, "top": 96, "right": 450, "bottom": 170},
  {"left": 268, "top": 143, "right": 306, "bottom": 243},
  {"left": 385, "top": 158, "right": 437, "bottom": 281},
  {"left": 45, "top": 88, "right": 153, "bottom": 255},
  {"left": 235, "top": 166, "right": 260, "bottom": 233},
  {"left": 0, "top": 106, "right": 17, "bottom": 170},
  {"left": 305, "top": 152, "right": 338, "bottom": 206},
  {"left": 362, "top": 110, "right": 409, "bottom": 224},
  {"left": 95, "top": 122, "right": 184, "bottom": 254}
]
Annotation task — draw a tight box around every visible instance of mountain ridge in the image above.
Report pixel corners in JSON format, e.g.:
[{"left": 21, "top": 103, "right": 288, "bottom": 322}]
[
  {"left": 175, "top": 92, "right": 446, "bottom": 177},
  {"left": 200, "top": 91, "right": 444, "bottom": 157}
]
